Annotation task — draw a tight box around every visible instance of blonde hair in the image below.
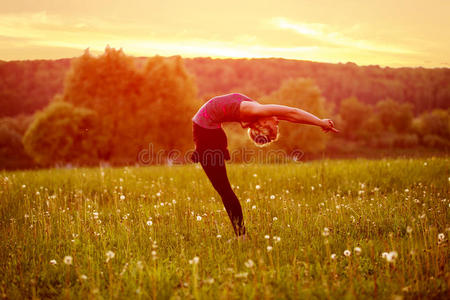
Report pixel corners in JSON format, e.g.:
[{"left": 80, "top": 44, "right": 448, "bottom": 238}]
[{"left": 247, "top": 119, "right": 279, "bottom": 147}]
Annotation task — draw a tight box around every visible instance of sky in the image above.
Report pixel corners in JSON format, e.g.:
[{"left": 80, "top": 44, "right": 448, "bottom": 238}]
[{"left": 0, "top": 0, "right": 449, "bottom": 68}]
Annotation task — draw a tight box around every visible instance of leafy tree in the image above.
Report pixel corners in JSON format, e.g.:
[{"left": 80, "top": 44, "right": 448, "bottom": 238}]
[
  {"left": 0, "top": 115, "right": 35, "bottom": 169},
  {"left": 339, "top": 97, "right": 372, "bottom": 140},
  {"left": 62, "top": 47, "right": 199, "bottom": 164},
  {"left": 23, "top": 101, "right": 104, "bottom": 166},
  {"left": 359, "top": 115, "right": 384, "bottom": 143},
  {"left": 416, "top": 109, "right": 449, "bottom": 139},
  {"left": 375, "top": 99, "right": 413, "bottom": 133}
]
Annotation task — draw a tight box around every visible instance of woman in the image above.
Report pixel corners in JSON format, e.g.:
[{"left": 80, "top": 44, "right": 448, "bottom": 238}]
[{"left": 191, "top": 93, "right": 338, "bottom": 236}]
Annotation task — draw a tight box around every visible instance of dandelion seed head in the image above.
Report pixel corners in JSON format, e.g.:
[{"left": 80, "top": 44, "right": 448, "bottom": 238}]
[
  {"left": 106, "top": 250, "right": 115, "bottom": 262},
  {"left": 205, "top": 277, "right": 214, "bottom": 284},
  {"left": 137, "top": 261, "right": 144, "bottom": 269},
  {"left": 387, "top": 251, "right": 398, "bottom": 262},
  {"left": 406, "top": 226, "right": 413, "bottom": 234},
  {"left": 63, "top": 256, "right": 73, "bottom": 265},
  {"left": 189, "top": 256, "right": 199, "bottom": 265}
]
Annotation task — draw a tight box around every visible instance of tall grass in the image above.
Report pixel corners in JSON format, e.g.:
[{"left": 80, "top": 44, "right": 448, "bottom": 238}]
[{"left": 0, "top": 158, "right": 448, "bottom": 299}]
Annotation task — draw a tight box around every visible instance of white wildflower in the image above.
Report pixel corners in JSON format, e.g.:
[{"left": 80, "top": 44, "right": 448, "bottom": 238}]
[
  {"left": 267, "top": 246, "right": 273, "bottom": 252},
  {"left": 196, "top": 215, "right": 202, "bottom": 221},
  {"left": 50, "top": 259, "right": 57, "bottom": 265},
  {"left": 438, "top": 233, "right": 445, "bottom": 241},
  {"left": 322, "top": 227, "right": 330, "bottom": 237},
  {"left": 330, "top": 253, "right": 336, "bottom": 260},
  {"left": 244, "top": 259, "right": 255, "bottom": 268},
  {"left": 189, "top": 256, "right": 199, "bottom": 265},
  {"left": 147, "top": 220, "right": 153, "bottom": 226},
  {"left": 80, "top": 274, "right": 88, "bottom": 280},
  {"left": 344, "top": 250, "right": 351, "bottom": 257},
  {"left": 255, "top": 185, "right": 261, "bottom": 190},
  {"left": 264, "top": 235, "right": 270, "bottom": 240},
  {"left": 270, "top": 195, "right": 275, "bottom": 200},
  {"left": 354, "top": 247, "right": 362, "bottom": 256}
]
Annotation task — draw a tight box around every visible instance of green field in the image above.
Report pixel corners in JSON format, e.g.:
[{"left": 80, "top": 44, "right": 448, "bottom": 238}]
[{"left": 0, "top": 158, "right": 448, "bottom": 299}]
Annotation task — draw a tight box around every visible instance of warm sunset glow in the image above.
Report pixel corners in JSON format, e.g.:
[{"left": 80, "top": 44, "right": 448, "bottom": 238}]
[{"left": 0, "top": 0, "right": 449, "bottom": 67}]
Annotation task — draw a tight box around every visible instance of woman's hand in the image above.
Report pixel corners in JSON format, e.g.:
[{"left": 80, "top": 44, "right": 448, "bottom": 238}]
[{"left": 320, "top": 119, "right": 339, "bottom": 133}]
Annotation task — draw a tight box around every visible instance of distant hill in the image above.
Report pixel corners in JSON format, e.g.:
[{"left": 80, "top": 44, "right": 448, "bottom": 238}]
[{"left": 1, "top": 56, "right": 449, "bottom": 118}]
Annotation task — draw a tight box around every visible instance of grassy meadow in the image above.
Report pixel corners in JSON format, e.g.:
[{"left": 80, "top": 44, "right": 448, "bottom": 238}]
[{"left": 0, "top": 158, "right": 448, "bottom": 299}]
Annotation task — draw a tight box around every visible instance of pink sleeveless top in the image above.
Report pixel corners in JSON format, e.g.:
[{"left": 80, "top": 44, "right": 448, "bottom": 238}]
[{"left": 192, "top": 93, "right": 256, "bottom": 129}]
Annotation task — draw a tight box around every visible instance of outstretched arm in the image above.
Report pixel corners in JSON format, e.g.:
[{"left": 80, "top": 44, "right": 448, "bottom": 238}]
[{"left": 240, "top": 102, "right": 339, "bottom": 132}]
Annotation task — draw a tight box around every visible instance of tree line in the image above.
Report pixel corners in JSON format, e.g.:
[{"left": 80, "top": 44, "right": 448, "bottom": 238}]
[
  {"left": 0, "top": 48, "right": 448, "bottom": 169},
  {"left": 1, "top": 55, "right": 449, "bottom": 119}
]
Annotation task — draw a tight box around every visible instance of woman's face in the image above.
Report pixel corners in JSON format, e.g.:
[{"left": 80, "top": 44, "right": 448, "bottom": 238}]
[{"left": 252, "top": 117, "right": 279, "bottom": 139}]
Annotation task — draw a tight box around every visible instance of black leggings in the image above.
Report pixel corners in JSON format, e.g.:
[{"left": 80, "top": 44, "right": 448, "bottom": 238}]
[{"left": 200, "top": 160, "right": 246, "bottom": 236}]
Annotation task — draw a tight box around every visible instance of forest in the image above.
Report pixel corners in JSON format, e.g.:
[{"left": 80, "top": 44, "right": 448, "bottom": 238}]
[{"left": 0, "top": 48, "right": 449, "bottom": 169}]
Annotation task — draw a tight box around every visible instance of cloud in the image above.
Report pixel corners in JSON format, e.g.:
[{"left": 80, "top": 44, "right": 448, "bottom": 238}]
[
  {"left": 272, "top": 17, "right": 418, "bottom": 55},
  {"left": 0, "top": 12, "right": 320, "bottom": 60},
  {"left": 0, "top": 11, "right": 443, "bottom": 67}
]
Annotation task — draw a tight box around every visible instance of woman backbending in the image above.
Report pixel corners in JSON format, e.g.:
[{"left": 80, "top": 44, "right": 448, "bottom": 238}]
[{"left": 191, "top": 93, "right": 338, "bottom": 236}]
